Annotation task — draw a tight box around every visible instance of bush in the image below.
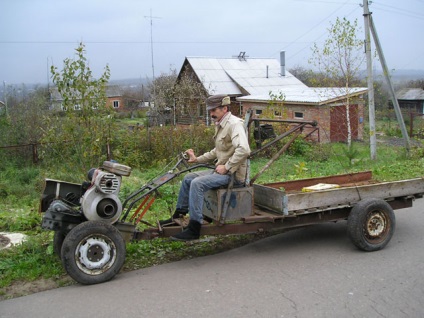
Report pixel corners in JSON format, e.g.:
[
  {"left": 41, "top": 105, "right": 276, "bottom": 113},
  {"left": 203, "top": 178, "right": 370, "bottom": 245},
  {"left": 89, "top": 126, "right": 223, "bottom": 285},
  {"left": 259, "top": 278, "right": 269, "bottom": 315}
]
[
  {"left": 111, "top": 124, "right": 215, "bottom": 169},
  {"left": 304, "top": 143, "right": 332, "bottom": 162},
  {"left": 286, "top": 137, "right": 312, "bottom": 156}
]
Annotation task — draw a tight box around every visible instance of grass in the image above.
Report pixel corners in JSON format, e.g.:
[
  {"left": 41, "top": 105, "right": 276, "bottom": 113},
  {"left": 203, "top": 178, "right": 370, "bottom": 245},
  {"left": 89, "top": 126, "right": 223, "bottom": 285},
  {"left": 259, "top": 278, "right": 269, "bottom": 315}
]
[{"left": 1, "top": 139, "right": 423, "bottom": 299}]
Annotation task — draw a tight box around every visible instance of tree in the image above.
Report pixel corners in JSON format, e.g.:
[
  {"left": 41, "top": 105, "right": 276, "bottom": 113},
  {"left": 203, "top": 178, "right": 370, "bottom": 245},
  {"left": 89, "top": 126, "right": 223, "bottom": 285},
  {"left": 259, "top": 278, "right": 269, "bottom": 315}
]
[
  {"left": 288, "top": 65, "right": 317, "bottom": 87},
  {"left": 121, "top": 81, "right": 149, "bottom": 119},
  {"left": 41, "top": 42, "right": 113, "bottom": 173},
  {"left": 147, "top": 66, "right": 209, "bottom": 126},
  {"left": 310, "top": 17, "right": 365, "bottom": 148},
  {"left": 0, "top": 86, "right": 50, "bottom": 164},
  {"left": 406, "top": 79, "right": 424, "bottom": 89},
  {"left": 174, "top": 67, "right": 209, "bottom": 125},
  {"left": 148, "top": 69, "right": 178, "bottom": 126}
]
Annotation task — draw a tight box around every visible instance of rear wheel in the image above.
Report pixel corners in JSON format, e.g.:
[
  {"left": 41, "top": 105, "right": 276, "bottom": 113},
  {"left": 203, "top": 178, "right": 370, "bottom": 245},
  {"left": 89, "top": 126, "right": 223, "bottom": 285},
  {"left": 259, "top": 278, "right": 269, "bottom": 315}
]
[
  {"left": 61, "top": 221, "right": 126, "bottom": 285},
  {"left": 347, "top": 198, "right": 395, "bottom": 251}
]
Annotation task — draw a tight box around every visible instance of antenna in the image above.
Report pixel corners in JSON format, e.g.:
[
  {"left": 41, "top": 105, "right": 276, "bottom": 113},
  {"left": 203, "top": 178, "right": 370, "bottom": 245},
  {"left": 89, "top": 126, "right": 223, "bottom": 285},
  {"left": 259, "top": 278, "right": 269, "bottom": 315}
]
[
  {"left": 144, "top": 9, "right": 162, "bottom": 84},
  {"left": 232, "top": 52, "right": 248, "bottom": 61}
]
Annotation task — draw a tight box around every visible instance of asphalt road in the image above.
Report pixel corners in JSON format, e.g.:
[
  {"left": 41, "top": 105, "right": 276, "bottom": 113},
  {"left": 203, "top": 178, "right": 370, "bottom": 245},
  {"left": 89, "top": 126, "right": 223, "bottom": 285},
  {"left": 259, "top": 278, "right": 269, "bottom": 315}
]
[{"left": 1, "top": 202, "right": 424, "bottom": 318}]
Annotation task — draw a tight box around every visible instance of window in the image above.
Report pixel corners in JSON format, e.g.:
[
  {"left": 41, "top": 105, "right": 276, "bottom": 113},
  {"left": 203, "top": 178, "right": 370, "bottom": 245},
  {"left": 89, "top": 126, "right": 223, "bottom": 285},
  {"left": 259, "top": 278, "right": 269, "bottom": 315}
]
[
  {"left": 74, "top": 104, "right": 81, "bottom": 110},
  {"left": 274, "top": 110, "right": 282, "bottom": 117},
  {"left": 113, "top": 100, "right": 120, "bottom": 108},
  {"left": 255, "top": 109, "right": 263, "bottom": 115},
  {"left": 198, "top": 104, "right": 204, "bottom": 117},
  {"left": 294, "top": 112, "right": 304, "bottom": 119}
]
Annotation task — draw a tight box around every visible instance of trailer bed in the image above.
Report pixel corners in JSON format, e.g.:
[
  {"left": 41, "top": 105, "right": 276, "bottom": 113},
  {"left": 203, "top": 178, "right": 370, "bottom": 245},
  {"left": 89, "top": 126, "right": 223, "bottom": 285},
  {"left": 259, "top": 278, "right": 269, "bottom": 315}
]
[{"left": 253, "top": 171, "right": 424, "bottom": 216}]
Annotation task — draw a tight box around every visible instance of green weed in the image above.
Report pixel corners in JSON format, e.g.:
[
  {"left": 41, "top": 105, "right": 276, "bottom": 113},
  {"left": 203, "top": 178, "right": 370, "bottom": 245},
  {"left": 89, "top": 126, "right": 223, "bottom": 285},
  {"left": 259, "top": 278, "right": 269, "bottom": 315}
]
[{"left": 0, "top": 233, "right": 64, "bottom": 288}]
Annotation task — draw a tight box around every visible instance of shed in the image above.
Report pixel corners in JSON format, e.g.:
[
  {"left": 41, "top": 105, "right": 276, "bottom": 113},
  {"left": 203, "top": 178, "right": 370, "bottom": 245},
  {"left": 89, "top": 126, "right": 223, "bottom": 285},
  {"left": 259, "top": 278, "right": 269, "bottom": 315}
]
[{"left": 396, "top": 88, "right": 424, "bottom": 113}]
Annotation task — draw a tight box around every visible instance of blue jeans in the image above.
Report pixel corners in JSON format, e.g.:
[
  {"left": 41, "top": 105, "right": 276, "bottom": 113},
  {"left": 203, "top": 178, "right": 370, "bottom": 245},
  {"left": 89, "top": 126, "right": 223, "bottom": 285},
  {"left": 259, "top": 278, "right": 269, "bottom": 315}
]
[{"left": 176, "top": 170, "right": 232, "bottom": 223}]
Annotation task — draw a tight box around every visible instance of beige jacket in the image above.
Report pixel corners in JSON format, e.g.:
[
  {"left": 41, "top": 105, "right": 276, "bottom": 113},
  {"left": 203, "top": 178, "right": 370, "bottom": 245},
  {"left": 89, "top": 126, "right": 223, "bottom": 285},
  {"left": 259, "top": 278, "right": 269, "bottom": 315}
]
[{"left": 196, "top": 112, "right": 251, "bottom": 182}]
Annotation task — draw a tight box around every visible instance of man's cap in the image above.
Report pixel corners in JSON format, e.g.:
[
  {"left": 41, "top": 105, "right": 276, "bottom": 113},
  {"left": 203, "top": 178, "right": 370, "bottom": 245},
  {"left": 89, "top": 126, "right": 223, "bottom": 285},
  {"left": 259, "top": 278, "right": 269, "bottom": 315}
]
[{"left": 206, "top": 94, "right": 230, "bottom": 111}]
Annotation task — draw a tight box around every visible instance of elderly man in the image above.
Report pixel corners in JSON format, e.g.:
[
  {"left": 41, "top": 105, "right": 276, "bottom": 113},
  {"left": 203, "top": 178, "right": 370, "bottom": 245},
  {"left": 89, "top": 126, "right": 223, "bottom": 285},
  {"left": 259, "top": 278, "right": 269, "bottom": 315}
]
[{"left": 160, "top": 94, "right": 251, "bottom": 241}]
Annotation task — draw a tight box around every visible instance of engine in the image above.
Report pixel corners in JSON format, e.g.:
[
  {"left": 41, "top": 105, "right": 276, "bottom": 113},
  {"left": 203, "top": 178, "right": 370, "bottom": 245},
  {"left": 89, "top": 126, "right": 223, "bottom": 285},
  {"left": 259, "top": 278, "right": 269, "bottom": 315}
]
[{"left": 81, "top": 161, "right": 131, "bottom": 224}]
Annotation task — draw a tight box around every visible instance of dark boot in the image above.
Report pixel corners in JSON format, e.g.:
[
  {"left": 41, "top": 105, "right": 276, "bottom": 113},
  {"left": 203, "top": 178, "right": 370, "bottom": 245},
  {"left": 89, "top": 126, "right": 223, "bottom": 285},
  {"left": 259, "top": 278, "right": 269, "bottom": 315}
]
[
  {"left": 171, "top": 220, "right": 201, "bottom": 241},
  {"left": 159, "top": 208, "right": 188, "bottom": 226}
]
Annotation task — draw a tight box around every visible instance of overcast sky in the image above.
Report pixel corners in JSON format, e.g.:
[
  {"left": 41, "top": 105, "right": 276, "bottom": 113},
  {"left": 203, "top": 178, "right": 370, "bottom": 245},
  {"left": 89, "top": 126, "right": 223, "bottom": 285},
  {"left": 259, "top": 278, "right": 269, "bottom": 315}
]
[{"left": 1, "top": 0, "right": 424, "bottom": 85}]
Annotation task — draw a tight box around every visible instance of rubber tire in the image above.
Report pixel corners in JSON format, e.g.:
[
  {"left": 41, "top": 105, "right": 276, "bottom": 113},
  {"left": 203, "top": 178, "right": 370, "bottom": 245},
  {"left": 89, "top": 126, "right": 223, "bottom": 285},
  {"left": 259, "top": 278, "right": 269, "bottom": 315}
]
[
  {"left": 61, "top": 221, "right": 126, "bottom": 285},
  {"left": 53, "top": 231, "right": 67, "bottom": 257},
  {"left": 347, "top": 198, "right": 396, "bottom": 252}
]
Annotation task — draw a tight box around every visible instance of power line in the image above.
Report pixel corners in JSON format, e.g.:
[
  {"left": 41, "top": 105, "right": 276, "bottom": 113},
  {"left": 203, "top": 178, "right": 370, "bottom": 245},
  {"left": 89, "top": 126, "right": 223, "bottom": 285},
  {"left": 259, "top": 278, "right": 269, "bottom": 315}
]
[
  {"left": 283, "top": 0, "right": 354, "bottom": 52},
  {"left": 0, "top": 40, "right": 316, "bottom": 45},
  {"left": 285, "top": 2, "right": 360, "bottom": 63},
  {"left": 372, "top": 1, "right": 424, "bottom": 20}
]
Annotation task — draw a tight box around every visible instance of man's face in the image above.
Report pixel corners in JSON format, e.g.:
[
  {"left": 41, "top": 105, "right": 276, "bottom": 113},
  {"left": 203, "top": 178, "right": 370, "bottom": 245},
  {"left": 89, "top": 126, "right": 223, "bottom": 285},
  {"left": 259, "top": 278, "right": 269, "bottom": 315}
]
[{"left": 210, "top": 107, "right": 226, "bottom": 122}]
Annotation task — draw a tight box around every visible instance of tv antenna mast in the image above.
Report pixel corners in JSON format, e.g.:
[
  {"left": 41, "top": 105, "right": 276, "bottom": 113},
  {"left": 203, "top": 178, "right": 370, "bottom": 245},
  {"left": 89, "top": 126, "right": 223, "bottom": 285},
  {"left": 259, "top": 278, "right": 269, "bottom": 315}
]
[{"left": 144, "top": 9, "right": 162, "bottom": 84}]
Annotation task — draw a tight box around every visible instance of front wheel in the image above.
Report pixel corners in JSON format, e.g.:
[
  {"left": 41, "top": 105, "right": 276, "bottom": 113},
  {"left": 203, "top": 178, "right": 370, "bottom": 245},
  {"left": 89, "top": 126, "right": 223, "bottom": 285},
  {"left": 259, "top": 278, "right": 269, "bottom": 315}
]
[
  {"left": 347, "top": 198, "right": 395, "bottom": 251},
  {"left": 61, "top": 221, "right": 126, "bottom": 285}
]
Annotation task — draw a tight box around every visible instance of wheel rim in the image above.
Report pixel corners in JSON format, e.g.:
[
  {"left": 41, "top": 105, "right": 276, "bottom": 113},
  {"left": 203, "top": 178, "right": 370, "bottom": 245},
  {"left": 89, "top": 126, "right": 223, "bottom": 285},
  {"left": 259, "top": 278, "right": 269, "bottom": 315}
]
[
  {"left": 75, "top": 234, "right": 117, "bottom": 275},
  {"left": 364, "top": 210, "right": 389, "bottom": 244}
]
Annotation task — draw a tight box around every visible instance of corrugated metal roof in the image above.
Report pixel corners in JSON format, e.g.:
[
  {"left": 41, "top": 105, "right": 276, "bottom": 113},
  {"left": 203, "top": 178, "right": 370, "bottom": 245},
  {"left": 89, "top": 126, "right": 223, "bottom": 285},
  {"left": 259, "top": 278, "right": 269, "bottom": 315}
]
[
  {"left": 185, "top": 56, "right": 366, "bottom": 104},
  {"left": 396, "top": 88, "right": 424, "bottom": 100},
  {"left": 186, "top": 57, "right": 307, "bottom": 96},
  {"left": 187, "top": 58, "right": 241, "bottom": 95},
  {"left": 237, "top": 87, "right": 367, "bottom": 105}
]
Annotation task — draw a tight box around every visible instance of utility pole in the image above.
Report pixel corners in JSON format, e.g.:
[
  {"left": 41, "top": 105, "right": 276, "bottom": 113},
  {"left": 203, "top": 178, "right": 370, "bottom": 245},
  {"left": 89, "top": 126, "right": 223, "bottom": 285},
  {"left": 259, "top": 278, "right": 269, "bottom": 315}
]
[
  {"left": 368, "top": 9, "right": 411, "bottom": 153},
  {"left": 363, "top": 0, "right": 377, "bottom": 160},
  {"left": 363, "top": 0, "right": 411, "bottom": 154}
]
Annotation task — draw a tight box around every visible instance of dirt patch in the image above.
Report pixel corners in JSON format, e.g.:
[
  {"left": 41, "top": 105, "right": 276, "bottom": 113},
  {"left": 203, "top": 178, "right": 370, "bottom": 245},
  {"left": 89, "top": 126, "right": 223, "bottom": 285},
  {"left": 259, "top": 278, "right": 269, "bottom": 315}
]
[{"left": 0, "top": 276, "right": 74, "bottom": 301}]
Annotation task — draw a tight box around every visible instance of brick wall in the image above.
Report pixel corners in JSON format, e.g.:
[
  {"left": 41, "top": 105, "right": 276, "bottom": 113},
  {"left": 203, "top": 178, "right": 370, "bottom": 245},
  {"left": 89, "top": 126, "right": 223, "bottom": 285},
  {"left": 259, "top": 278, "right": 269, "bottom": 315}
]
[
  {"left": 106, "top": 96, "right": 125, "bottom": 111},
  {"left": 240, "top": 101, "right": 364, "bottom": 144}
]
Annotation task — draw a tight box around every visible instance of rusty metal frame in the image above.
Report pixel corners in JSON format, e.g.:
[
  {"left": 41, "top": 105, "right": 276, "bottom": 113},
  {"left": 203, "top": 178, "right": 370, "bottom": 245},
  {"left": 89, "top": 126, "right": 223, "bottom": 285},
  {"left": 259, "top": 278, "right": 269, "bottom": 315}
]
[
  {"left": 245, "top": 112, "right": 318, "bottom": 185},
  {"left": 248, "top": 118, "right": 317, "bottom": 157},
  {"left": 130, "top": 196, "right": 415, "bottom": 240}
]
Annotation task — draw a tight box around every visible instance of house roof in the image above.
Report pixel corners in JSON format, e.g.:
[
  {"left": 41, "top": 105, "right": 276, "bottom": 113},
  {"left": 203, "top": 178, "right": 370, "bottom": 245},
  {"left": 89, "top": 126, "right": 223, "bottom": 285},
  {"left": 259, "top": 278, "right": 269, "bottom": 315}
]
[
  {"left": 237, "top": 87, "right": 368, "bottom": 105},
  {"left": 183, "top": 56, "right": 367, "bottom": 105},
  {"left": 184, "top": 56, "right": 307, "bottom": 96},
  {"left": 396, "top": 88, "right": 424, "bottom": 100},
  {"left": 50, "top": 85, "right": 122, "bottom": 101}
]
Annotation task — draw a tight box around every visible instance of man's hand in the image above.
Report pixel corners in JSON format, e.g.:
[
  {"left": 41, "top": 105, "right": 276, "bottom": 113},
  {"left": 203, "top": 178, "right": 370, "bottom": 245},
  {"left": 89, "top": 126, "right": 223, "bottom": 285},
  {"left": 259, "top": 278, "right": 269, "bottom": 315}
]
[
  {"left": 185, "top": 149, "right": 197, "bottom": 163},
  {"left": 215, "top": 164, "right": 228, "bottom": 175}
]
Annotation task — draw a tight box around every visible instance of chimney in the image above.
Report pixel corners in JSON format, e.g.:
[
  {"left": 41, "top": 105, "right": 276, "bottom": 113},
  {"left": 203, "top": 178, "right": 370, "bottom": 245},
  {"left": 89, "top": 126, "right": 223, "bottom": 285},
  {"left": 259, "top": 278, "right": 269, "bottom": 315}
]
[{"left": 280, "top": 51, "right": 286, "bottom": 76}]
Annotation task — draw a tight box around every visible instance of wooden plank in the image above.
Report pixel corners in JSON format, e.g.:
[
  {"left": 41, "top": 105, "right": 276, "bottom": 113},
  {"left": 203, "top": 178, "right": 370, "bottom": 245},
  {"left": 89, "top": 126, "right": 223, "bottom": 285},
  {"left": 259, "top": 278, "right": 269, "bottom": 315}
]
[
  {"left": 286, "top": 177, "right": 424, "bottom": 212},
  {"left": 254, "top": 183, "right": 288, "bottom": 214},
  {"left": 261, "top": 171, "right": 372, "bottom": 192}
]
